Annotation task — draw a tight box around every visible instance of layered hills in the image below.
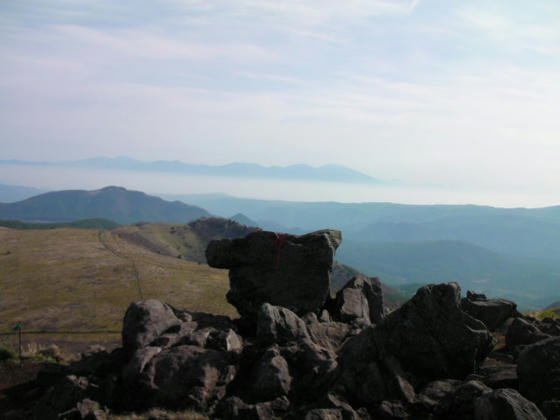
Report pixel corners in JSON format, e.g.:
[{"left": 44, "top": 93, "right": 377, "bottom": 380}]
[
  {"left": 168, "top": 193, "right": 560, "bottom": 309},
  {"left": 0, "top": 157, "right": 381, "bottom": 183},
  {"left": 0, "top": 186, "right": 209, "bottom": 224}
]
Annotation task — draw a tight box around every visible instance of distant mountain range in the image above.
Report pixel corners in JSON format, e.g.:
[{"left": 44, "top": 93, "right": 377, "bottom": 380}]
[
  {"left": 0, "top": 156, "right": 382, "bottom": 184},
  {"left": 0, "top": 184, "right": 48, "bottom": 202},
  {"left": 2, "top": 184, "right": 560, "bottom": 309},
  {"left": 0, "top": 186, "right": 210, "bottom": 224}
]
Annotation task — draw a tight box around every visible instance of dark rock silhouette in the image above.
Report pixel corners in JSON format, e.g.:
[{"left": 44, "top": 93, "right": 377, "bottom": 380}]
[
  {"left": 26, "top": 228, "right": 559, "bottom": 419},
  {"left": 461, "top": 292, "right": 519, "bottom": 331},
  {"left": 206, "top": 229, "right": 341, "bottom": 321}
]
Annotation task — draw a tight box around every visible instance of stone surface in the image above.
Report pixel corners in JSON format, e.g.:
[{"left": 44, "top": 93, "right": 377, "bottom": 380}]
[
  {"left": 206, "top": 229, "right": 341, "bottom": 319},
  {"left": 505, "top": 317, "right": 550, "bottom": 351},
  {"left": 130, "top": 344, "right": 236, "bottom": 410},
  {"left": 329, "top": 275, "right": 384, "bottom": 325},
  {"left": 378, "top": 283, "right": 495, "bottom": 379},
  {"left": 517, "top": 336, "right": 560, "bottom": 406},
  {"left": 249, "top": 347, "right": 292, "bottom": 401},
  {"left": 122, "top": 299, "right": 180, "bottom": 355},
  {"left": 461, "top": 293, "right": 518, "bottom": 331},
  {"left": 256, "top": 303, "right": 310, "bottom": 346},
  {"left": 474, "top": 388, "right": 546, "bottom": 420}
]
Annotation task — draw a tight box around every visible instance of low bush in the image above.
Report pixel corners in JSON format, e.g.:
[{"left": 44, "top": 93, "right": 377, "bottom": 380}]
[{"left": 0, "top": 345, "right": 18, "bottom": 361}]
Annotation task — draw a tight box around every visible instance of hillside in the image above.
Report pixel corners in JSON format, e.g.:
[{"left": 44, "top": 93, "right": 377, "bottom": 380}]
[
  {"left": 337, "top": 240, "right": 560, "bottom": 309},
  {"left": 168, "top": 194, "right": 560, "bottom": 260},
  {"left": 114, "top": 217, "right": 260, "bottom": 263},
  {"left": 0, "top": 186, "right": 210, "bottom": 224},
  {"left": 0, "top": 218, "right": 119, "bottom": 230},
  {"left": 0, "top": 184, "right": 47, "bottom": 203},
  {"left": 0, "top": 226, "right": 235, "bottom": 346}
]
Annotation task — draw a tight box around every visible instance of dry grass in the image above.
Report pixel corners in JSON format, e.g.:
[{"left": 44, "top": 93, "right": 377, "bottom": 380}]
[
  {"left": 0, "top": 227, "right": 236, "bottom": 348},
  {"left": 109, "top": 408, "right": 208, "bottom": 420}
]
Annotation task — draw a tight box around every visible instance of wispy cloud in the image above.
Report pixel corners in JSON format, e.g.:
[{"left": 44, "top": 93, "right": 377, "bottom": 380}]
[{"left": 50, "top": 24, "right": 276, "bottom": 61}]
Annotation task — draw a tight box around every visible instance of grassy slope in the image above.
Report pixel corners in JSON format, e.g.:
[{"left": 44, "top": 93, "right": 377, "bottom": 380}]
[
  {"left": 115, "top": 223, "right": 207, "bottom": 262},
  {"left": 0, "top": 227, "right": 235, "bottom": 337}
]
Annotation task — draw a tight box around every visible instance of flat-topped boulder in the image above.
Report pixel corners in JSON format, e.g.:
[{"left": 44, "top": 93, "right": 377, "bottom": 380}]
[
  {"left": 461, "top": 292, "right": 519, "bottom": 331},
  {"left": 206, "top": 229, "right": 342, "bottom": 320}
]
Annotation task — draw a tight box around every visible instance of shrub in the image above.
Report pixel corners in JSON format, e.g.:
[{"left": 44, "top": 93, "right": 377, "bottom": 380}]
[
  {"left": 536, "top": 310, "right": 560, "bottom": 321},
  {"left": 0, "top": 345, "right": 18, "bottom": 361}
]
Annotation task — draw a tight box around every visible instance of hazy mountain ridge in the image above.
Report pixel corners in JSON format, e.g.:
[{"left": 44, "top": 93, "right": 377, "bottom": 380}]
[
  {"left": 0, "top": 156, "right": 381, "bottom": 183},
  {"left": 169, "top": 193, "right": 560, "bottom": 260},
  {"left": 337, "top": 240, "right": 560, "bottom": 309},
  {"left": 3, "top": 186, "right": 560, "bottom": 309},
  {"left": 0, "top": 183, "right": 48, "bottom": 203},
  {"left": 0, "top": 186, "right": 210, "bottom": 224}
]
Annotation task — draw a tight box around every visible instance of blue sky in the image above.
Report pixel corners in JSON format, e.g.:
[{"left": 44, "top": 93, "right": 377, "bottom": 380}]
[{"left": 1, "top": 0, "right": 560, "bottom": 198}]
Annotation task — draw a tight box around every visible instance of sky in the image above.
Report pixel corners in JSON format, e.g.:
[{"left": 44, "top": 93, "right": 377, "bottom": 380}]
[{"left": 1, "top": 0, "right": 560, "bottom": 204}]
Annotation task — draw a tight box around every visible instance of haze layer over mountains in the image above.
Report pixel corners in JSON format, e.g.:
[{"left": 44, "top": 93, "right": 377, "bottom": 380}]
[{"left": 2, "top": 184, "right": 559, "bottom": 310}]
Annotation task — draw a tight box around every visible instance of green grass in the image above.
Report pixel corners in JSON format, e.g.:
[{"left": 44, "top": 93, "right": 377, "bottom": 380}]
[
  {"left": 535, "top": 309, "right": 560, "bottom": 320},
  {"left": 109, "top": 408, "right": 208, "bottom": 420}
]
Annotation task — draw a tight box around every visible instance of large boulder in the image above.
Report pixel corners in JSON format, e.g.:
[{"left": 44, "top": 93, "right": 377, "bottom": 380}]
[
  {"left": 517, "top": 336, "right": 560, "bottom": 406},
  {"left": 122, "top": 300, "right": 181, "bottom": 355},
  {"left": 461, "top": 292, "right": 518, "bottom": 331},
  {"left": 328, "top": 275, "right": 384, "bottom": 325},
  {"left": 121, "top": 302, "right": 242, "bottom": 411},
  {"left": 335, "top": 283, "right": 495, "bottom": 406},
  {"left": 378, "top": 283, "right": 496, "bottom": 379},
  {"left": 206, "top": 230, "right": 341, "bottom": 320},
  {"left": 505, "top": 318, "right": 550, "bottom": 351},
  {"left": 474, "top": 388, "right": 546, "bottom": 420}
]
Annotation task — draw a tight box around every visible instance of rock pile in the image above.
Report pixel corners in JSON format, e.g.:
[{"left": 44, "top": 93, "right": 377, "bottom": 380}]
[{"left": 31, "top": 229, "right": 560, "bottom": 419}]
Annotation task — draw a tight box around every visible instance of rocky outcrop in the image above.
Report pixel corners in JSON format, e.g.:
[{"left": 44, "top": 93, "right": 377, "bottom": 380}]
[
  {"left": 517, "top": 336, "right": 560, "bottom": 406},
  {"left": 461, "top": 291, "right": 519, "bottom": 331},
  {"left": 377, "top": 283, "right": 495, "bottom": 379},
  {"left": 506, "top": 317, "right": 550, "bottom": 352},
  {"left": 327, "top": 274, "right": 384, "bottom": 325},
  {"left": 30, "top": 228, "right": 557, "bottom": 420},
  {"left": 474, "top": 388, "right": 546, "bottom": 420},
  {"left": 206, "top": 229, "right": 341, "bottom": 321}
]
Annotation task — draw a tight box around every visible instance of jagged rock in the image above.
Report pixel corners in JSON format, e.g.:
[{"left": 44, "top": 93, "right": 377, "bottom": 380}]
[
  {"left": 216, "top": 396, "right": 290, "bottom": 420},
  {"left": 542, "top": 399, "right": 560, "bottom": 419},
  {"left": 206, "top": 229, "right": 341, "bottom": 320},
  {"left": 517, "top": 336, "right": 560, "bottom": 406},
  {"left": 376, "top": 400, "right": 408, "bottom": 419},
  {"left": 417, "top": 379, "right": 461, "bottom": 412},
  {"left": 540, "top": 317, "right": 560, "bottom": 336},
  {"left": 436, "top": 380, "right": 492, "bottom": 418},
  {"left": 298, "top": 393, "right": 368, "bottom": 420},
  {"left": 461, "top": 292, "right": 518, "bottom": 331},
  {"left": 335, "top": 283, "right": 494, "bottom": 406},
  {"left": 281, "top": 339, "right": 338, "bottom": 402},
  {"left": 329, "top": 275, "right": 384, "bottom": 325},
  {"left": 120, "top": 302, "right": 243, "bottom": 412},
  {"left": 249, "top": 347, "right": 292, "bottom": 401},
  {"left": 304, "top": 314, "right": 351, "bottom": 354},
  {"left": 336, "top": 329, "right": 415, "bottom": 406},
  {"left": 257, "top": 303, "right": 310, "bottom": 346},
  {"left": 474, "top": 388, "right": 546, "bottom": 420},
  {"left": 482, "top": 366, "right": 518, "bottom": 390},
  {"left": 505, "top": 317, "right": 550, "bottom": 351},
  {"left": 35, "top": 375, "right": 93, "bottom": 420},
  {"left": 127, "top": 344, "right": 236, "bottom": 411},
  {"left": 467, "top": 291, "right": 487, "bottom": 301},
  {"left": 122, "top": 300, "right": 180, "bottom": 355},
  {"left": 378, "top": 283, "right": 495, "bottom": 379}
]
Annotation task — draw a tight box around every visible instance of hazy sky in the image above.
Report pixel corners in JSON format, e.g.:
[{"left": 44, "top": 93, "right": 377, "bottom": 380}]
[{"left": 2, "top": 0, "right": 560, "bottom": 198}]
